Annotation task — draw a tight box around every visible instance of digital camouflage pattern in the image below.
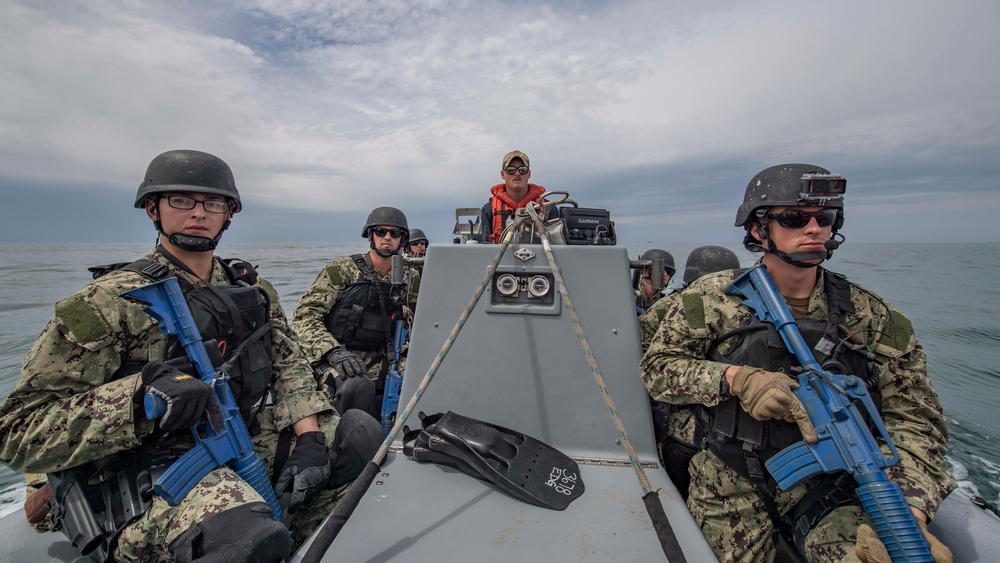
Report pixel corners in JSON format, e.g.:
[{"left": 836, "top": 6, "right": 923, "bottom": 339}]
[
  {"left": 293, "top": 253, "right": 419, "bottom": 384},
  {"left": 639, "top": 267, "right": 956, "bottom": 562},
  {"left": 116, "top": 409, "right": 345, "bottom": 559},
  {"left": 687, "top": 449, "right": 872, "bottom": 562},
  {"left": 0, "top": 250, "right": 338, "bottom": 559},
  {"left": 639, "top": 293, "right": 675, "bottom": 353},
  {"left": 639, "top": 293, "right": 696, "bottom": 447},
  {"left": 635, "top": 286, "right": 668, "bottom": 314}
]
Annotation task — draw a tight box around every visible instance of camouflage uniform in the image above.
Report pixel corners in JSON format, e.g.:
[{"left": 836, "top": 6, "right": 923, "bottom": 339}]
[
  {"left": 640, "top": 268, "right": 956, "bottom": 562},
  {"left": 639, "top": 293, "right": 696, "bottom": 475},
  {"left": 635, "top": 289, "right": 664, "bottom": 314},
  {"left": 292, "top": 253, "right": 419, "bottom": 385},
  {"left": 0, "top": 250, "right": 337, "bottom": 561},
  {"left": 639, "top": 294, "right": 673, "bottom": 353}
]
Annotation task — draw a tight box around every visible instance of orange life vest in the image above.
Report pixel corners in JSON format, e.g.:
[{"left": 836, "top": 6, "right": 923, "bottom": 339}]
[{"left": 487, "top": 183, "right": 547, "bottom": 243}]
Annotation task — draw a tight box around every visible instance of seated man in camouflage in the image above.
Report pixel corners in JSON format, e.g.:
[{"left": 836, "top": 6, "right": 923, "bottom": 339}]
[
  {"left": 293, "top": 207, "right": 419, "bottom": 418},
  {"left": 639, "top": 245, "right": 741, "bottom": 499},
  {"left": 640, "top": 164, "right": 955, "bottom": 562},
  {"left": 0, "top": 150, "right": 382, "bottom": 562}
]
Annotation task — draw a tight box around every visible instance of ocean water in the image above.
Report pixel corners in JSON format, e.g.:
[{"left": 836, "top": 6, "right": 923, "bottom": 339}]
[{"left": 0, "top": 241, "right": 997, "bottom": 517}]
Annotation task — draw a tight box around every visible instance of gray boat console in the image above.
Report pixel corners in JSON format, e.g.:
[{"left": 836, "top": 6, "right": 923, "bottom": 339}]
[{"left": 296, "top": 243, "right": 716, "bottom": 561}]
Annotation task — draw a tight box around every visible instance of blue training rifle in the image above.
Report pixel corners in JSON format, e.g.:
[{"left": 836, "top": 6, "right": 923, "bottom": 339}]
[
  {"left": 380, "top": 319, "right": 407, "bottom": 435},
  {"left": 727, "top": 265, "right": 932, "bottom": 562},
  {"left": 124, "top": 277, "right": 283, "bottom": 521}
]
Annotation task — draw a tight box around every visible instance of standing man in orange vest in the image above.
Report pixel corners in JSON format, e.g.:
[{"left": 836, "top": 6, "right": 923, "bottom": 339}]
[{"left": 478, "top": 150, "right": 553, "bottom": 243}]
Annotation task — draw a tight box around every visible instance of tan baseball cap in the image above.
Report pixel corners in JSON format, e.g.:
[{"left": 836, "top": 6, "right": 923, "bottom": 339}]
[{"left": 502, "top": 150, "right": 530, "bottom": 169}]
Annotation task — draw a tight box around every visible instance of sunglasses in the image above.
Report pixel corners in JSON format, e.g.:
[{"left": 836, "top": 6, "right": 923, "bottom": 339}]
[
  {"left": 409, "top": 240, "right": 427, "bottom": 246},
  {"left": 505, "top": 166, "right": 529, "bottom": 175},
  {"left": 372, "top": 227, "right": 404, "bottom": 238},
  {"left": 767, "top": 209, "right": 839, "bottom": 229}
]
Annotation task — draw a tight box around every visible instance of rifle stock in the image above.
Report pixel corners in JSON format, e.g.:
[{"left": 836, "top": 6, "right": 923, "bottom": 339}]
[
  {"left": 726, "top": 265, "right": 932, "bottom": 562},
  {"left": 124, "top": 278, "right": 283, "bottom": 520}
]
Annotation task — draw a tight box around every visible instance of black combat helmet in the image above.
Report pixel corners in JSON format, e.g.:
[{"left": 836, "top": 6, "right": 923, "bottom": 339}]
[
  {"left": 408, "top": 228, "right": 428, "bottom": 244},
  {"left": 683, "top": 245, "right": 741, "bottom": 285},
  {"left": 361, "top": 206, "right": 408, "bottom": 237},
  {"left": 135, "top": 150, "right": 242, "bottom": 212},
  {"left": 736, "top": 163, "right": 845, "bottom": 230},
  {"left": 135, "top": 150, "right": 241, "bottom": 253},
  {"left": 640, "top": 248, "right": 675, "bottom": 276},
  {"left": 736, "top": 163, "right": 846, "bottom": 265},
  {"left": 363, "top": 206, "right": 409, "bottom": 257}
]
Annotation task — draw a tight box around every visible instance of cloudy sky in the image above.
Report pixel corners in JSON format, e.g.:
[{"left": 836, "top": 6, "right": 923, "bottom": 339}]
[{"left": 1, "top": 0, "right": 998, "bottom": 244}]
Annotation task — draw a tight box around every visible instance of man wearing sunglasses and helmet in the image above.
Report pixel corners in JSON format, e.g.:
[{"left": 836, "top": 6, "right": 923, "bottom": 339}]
[
  {"left": 640, "top": 164, "right": 955, "bottom": 562},
  {"left": 294, "top": 207, "right": 419, "bottom": 419}
]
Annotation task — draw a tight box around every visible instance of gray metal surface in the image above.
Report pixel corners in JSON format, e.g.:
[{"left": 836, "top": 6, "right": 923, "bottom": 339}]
[
  {"left": 403, "top": 244, "right": 659, "bottom": 461},
  {"left": 0, "top": 509, "right": 92, "bottom": 562},
  {"left": 928, "top": 489, "right": 1000, "bottom": 562}
]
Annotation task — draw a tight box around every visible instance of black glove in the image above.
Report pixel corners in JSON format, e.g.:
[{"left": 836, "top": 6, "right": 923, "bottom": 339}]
[
  {"left": 274, "top": 431, "right": 331, "bottom": 514},
  {"left": 138, "top": 361, "right": 222, "bottom": 432},
  {"left": 326, "top": 347, "right": 366, "bottom": 378}
]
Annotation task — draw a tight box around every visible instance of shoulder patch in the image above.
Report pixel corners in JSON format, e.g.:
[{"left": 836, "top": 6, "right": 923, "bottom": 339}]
[
  {"left": 878, "top": 309, "right": 913, "bottom": 351},
  {"left": 681, "top": 292, "right": 706, "bottom": 330},
  {"left": 55, "top": 295, "right": 110, "bottom": 345},
  {"left": 325, "top": 256, "right": 358, "bottom": 287}
]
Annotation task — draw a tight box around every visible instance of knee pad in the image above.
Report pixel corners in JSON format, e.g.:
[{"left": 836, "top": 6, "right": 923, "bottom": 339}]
[
  {"left": 329, "top": 409, "right": 384, "bottom": 487},
  {"left": 169, "top": 502, "right": 291, "bottom": 563},
  {"left": 331, "top": 374, "right": 376, "bottom": 416}
]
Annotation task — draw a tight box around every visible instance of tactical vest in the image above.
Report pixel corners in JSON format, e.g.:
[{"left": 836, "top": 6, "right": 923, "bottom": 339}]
[
  {"left": 699, "top": 270, "right": 880, "bottom": 483},
  {"left": 323, "top": 254, "right": 402, "bottom": 352},
  {"left": 95, "top": 254, "right": 274, "bottom": 431}
]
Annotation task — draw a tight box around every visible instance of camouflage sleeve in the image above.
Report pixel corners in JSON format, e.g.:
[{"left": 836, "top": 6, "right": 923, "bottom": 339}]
[
  {"left": 862, "top": 297, "right": 956, "bottom": 520},
  {"left": 0, "top": 286, "right": 152, "bottom": 473},
  {"left": 256, "top": 277, "right": 332, "bottom": 431},
  {"left": 639, "top": 285, "right": 734, "bottom": 407},
  {"left": 292, "top": 260, "right": 351, "bottom": 364},
  {"left": 407, "top": 267, "right": 420, "bottom": 311},
  {"left": 638, "top": 297, "right": 671, "bottom": 353}
]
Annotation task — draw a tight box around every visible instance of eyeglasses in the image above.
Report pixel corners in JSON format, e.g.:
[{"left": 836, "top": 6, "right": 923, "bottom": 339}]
[
  {"left": 505, "top": 166, "right": 529, "bottom": 175},
  {"left": 164, "top": 195, "right": 231, "bottom": 214},
  {"left": 767, "top": 209, "right": 839, "bottom": 229},
  {"left": 409, "top": 240, "right": 428, "bottom": 247},
  {"left": 372, "top": 227, "right": 404, "bottom": 238}
]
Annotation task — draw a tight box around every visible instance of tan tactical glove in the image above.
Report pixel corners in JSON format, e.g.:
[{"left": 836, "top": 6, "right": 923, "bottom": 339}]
[
  {"left": 729, "top": 366, "right": 818, "bottom": 443},
  {"left": 855, "top": 521, "right": 953, "bottom": 563}
]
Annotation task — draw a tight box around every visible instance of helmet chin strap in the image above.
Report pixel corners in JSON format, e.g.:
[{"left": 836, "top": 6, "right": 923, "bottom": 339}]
[
  {"left": 369, "top": 235, "right": 397, "bottom": 258},
  {"left": 759, "top": 222, "right": 844, "bottom": 268},
  {"left": 167, "top": 232, "right": 219, "bottom": 252},
  {"left": 153, "top": 213, "right": 230, "bottom": 253}
]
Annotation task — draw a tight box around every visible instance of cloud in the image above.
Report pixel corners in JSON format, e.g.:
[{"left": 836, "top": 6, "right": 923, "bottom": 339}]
[{"left": 1, "top": 0, "right": 999, "bottom": 243}]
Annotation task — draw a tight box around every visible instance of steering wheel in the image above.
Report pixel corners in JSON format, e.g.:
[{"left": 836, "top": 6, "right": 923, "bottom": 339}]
[{"left": 539, "top": 191, "right": 576, "bottom": 209}]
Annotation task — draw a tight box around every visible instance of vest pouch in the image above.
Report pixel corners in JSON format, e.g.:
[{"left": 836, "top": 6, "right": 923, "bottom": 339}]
[
  {"left": 169, "top": 283, "right": 274, "bottom": 429},
  {"left": 354, "top": 311, "right": 392, "bottom": 351},
  {"left": 328, "top": 303, "right": 364, "bottom": 344}
]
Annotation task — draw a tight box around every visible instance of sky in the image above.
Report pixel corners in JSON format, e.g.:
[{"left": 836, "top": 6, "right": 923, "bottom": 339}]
[{"left": 1, "top": 0, "right": 999, "bottom": 244}]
